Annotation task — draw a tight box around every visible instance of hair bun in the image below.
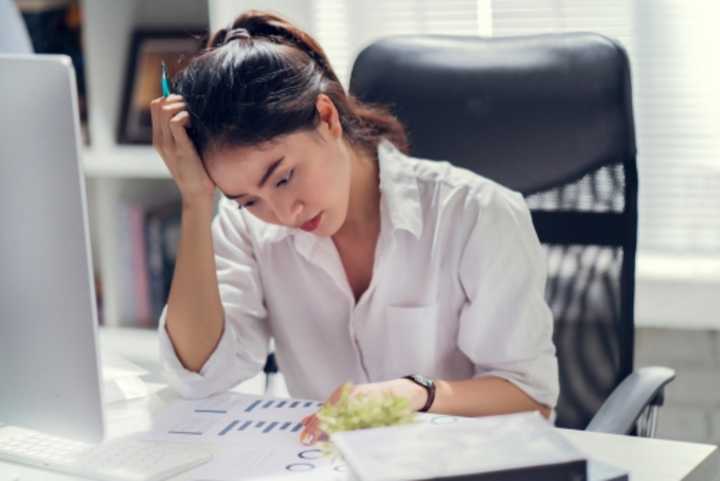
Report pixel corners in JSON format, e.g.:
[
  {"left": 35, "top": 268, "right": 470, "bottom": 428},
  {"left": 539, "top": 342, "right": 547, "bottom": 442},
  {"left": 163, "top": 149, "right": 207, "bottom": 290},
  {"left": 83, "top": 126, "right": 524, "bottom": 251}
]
[
  {"left": 206, "top": 10, "right": 336, "bottom": 81},
  {"left": 224, "top": 27, "right": 252, "bottom": 44}
]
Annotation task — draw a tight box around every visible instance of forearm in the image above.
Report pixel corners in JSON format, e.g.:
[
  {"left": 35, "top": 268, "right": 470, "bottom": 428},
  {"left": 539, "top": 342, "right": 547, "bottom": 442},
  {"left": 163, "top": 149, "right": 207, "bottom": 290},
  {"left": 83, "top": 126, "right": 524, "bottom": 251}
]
[
  {"left": 165, "top": 200, "right": 225, "bottom": 372},
  {"left": 403, "top": 376, "right": 552, "bottom": 419}
]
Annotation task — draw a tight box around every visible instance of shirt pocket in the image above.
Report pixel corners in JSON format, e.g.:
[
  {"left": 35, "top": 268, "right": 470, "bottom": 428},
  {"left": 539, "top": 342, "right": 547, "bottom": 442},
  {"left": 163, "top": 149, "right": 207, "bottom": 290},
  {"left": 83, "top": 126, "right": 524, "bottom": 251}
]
[{"left": 383, "top": 303, "right": 438, "bottom": 377}]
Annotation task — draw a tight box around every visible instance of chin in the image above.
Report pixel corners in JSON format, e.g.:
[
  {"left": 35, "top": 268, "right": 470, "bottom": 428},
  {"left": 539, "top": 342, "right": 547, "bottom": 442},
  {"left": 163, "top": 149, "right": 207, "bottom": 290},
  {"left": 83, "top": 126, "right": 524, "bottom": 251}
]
[
  {"left": 315, "top": 220, "right": 335, "bottom": 237},
  {"left": 317, "top": 210, "right": 342, "bottom": 237}
]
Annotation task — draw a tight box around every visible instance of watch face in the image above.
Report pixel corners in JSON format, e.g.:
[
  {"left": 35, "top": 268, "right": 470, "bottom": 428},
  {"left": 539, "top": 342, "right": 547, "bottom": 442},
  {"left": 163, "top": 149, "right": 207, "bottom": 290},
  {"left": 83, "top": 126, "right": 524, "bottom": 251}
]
[{"left": 412, "top": 374, "right": 433, "bottom": 388}]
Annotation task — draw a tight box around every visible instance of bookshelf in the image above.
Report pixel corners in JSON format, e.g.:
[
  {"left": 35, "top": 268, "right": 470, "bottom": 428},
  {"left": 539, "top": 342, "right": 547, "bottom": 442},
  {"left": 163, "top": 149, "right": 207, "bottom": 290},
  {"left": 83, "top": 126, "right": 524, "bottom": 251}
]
[
  {"left": 83, "top": 146, "right": 169, "bottom": 178},
  {"left": 80, "top": 0, "right": 310, "bottom": 327},
  {"left": 80, "top": 0, "right": 207, "bottom": 327}
]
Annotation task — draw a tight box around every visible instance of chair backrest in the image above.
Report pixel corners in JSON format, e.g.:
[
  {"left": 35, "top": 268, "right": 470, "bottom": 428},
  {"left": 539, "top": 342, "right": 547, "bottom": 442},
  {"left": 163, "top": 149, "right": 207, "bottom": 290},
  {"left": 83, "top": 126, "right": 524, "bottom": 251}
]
[{"left": 349, "top": 32, "right": 638, "bottom": 430}]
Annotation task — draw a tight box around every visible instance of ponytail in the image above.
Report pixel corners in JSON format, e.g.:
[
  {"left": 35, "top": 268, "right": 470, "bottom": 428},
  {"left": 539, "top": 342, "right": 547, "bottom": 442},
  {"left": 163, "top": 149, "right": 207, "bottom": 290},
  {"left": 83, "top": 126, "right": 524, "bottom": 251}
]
[{"left": 174, "top": 9, "right": 409, "bottom": 158}]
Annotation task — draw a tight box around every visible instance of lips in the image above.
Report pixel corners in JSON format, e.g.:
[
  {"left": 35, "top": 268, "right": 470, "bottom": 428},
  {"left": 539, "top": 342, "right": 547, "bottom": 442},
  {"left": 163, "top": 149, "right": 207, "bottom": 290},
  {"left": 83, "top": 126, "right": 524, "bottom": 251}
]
[{"left": 300, "top": 212, "right": 322, "bottom": 232}]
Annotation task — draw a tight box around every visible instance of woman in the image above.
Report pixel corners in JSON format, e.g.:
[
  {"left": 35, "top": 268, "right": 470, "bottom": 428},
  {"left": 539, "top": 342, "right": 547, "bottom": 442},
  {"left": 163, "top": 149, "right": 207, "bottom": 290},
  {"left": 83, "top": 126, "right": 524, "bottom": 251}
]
[{"left": 152, "top": 9, "right": 559, "bottom": 445}]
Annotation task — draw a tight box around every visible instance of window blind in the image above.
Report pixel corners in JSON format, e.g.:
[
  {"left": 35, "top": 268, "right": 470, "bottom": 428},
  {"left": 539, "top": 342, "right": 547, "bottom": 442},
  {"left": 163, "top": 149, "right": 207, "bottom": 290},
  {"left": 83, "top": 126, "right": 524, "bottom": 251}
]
[
  {"left": 311, "top": 0, "right": 484, "bottom": 88},
  {"left": 310, "top": 0, "right": 720, "bottom": 257},
  {"left": 490, "top": 0, "right": 720, "bottom": 256}
]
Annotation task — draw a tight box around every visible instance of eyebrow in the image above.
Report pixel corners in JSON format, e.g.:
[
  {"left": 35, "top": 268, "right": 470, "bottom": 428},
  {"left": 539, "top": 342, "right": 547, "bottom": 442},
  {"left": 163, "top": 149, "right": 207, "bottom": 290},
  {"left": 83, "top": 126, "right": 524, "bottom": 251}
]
[{"left": 224, "top": 156, "right": 285, "bottom": 199}]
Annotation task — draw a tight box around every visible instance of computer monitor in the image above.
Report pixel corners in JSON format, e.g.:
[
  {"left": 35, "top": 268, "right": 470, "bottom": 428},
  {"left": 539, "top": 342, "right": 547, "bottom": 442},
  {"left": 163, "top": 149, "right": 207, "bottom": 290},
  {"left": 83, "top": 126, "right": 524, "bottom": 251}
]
[
  {"left": 0, "top": 0, "right": 33, "bottom": 54},
  {"left": 0, "top": 54, "right": 105, "bottom": 443}
]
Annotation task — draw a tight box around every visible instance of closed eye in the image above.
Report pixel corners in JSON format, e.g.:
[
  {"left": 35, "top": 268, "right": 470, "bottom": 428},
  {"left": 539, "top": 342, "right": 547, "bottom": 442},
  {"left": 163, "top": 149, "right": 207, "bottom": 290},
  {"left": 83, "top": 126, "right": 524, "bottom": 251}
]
[
  {"left": 237, "top": 168, "right": 294, "bottom": 210},
  {"left": 275, "top": 168, "right": 294, "bottom": 188}
]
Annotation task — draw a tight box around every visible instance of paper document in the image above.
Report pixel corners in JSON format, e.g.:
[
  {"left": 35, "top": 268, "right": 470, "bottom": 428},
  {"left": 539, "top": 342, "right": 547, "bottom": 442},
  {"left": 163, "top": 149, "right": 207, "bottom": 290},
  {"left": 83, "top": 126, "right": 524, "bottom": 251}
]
[
  {"left": 145, "top": 393, "right": 627, "bottom": 481},
  {"left": 101, "top": 350, "right": 148, "bottom": 379},
  {"left": 101, "top": 351, "right": 149, "bottom": 404},
  {"left": 145, "top": 392, "right": 347, "bottom": 480}
]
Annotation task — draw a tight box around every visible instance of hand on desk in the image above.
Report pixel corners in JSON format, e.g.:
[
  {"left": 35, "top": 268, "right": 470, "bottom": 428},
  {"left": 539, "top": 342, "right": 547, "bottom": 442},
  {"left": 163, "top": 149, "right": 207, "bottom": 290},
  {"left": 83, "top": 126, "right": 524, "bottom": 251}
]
[{"left": 299, "top": 378, "right": 426, "bottom": 445}]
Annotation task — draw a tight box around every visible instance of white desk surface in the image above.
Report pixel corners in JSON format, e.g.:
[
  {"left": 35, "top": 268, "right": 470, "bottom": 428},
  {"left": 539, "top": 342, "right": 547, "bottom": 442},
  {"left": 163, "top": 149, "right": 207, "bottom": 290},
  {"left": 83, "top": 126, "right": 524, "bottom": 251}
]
[
  {"left": 1, "top": 385, "right": 717, "bottom": 481},
  {"left": 1, "top": 326, "right": 718, "bottom": 480}
]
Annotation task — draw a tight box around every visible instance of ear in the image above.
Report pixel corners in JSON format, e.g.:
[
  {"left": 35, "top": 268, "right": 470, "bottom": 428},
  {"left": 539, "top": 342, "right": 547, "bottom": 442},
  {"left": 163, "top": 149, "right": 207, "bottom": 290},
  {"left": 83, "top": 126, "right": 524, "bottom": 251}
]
[{"left": 315, "top": 94, "right": 342, "bottom": 139}]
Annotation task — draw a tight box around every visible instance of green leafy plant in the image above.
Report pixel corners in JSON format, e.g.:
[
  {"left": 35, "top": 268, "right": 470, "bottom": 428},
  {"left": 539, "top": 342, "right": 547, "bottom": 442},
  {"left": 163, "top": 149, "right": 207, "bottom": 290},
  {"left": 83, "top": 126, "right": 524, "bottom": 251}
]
[
  {"left": 315, "top": 383, "right": 418, "bottom": 457},
  {"left": 317, "top": 382, "right": 417, "bottom": 434}
]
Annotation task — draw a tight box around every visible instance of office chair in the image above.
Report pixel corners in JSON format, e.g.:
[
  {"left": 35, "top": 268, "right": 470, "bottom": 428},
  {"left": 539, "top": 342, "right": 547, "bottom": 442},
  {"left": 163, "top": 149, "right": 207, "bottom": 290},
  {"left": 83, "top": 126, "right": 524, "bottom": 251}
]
[{"left": 348, "top": 32, "right": 675, "bottom": 436}]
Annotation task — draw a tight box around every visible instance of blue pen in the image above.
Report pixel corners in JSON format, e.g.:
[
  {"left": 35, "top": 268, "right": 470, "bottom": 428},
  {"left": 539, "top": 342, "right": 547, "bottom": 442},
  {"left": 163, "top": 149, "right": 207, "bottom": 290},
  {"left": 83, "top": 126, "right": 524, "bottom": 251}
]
[{"left": 161, "top": 60, "right": 171, "bottom": 97}]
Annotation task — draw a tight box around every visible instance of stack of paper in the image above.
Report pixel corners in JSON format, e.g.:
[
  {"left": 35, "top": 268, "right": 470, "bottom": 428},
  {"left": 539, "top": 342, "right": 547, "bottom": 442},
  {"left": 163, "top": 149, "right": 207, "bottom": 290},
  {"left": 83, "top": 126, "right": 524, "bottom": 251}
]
[{"left": 100, "top": 351, "right": 149, "bottom": 404}]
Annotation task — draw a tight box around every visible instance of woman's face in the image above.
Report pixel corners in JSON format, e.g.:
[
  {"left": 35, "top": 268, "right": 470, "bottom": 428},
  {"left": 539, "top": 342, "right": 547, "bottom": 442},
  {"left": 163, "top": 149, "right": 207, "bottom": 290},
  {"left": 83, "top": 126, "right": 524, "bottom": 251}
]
[{"left": 204, "top": 95, "right": 352, "bottom": 237}]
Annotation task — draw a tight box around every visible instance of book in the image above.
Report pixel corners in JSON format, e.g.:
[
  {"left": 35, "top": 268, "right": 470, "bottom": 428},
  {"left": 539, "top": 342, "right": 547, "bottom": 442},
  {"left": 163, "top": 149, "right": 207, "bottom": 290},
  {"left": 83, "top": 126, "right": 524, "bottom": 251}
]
[
  {"left": 144, "top": 201, "right": 181, "bottom": 324},
  {"left": 331, "top": 411, "right": 627, "bottom": 481},
  {"left": 128, "top": 204, "right": 151, "bottom": 326}
]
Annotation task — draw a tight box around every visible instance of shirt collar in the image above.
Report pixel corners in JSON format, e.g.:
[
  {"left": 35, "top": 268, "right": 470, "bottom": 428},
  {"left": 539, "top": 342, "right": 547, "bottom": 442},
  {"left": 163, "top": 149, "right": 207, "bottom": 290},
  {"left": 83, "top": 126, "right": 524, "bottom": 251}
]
[
  {"left": 262, "top": 137, "right": 423, "bottom": 252},
  {"left": 377, "top": 137, "right": 423, "bottom": 239}
]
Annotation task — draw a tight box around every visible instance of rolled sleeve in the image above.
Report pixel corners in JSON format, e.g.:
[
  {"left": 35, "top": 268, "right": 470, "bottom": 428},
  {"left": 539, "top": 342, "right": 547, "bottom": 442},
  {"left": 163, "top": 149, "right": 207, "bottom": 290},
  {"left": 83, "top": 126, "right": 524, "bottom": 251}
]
[
  {"left": 456, "top": 185, "right": 560, "bottom": 410},
  {"left": 157, "top": 198, "right": 271, "bottom": 399}
]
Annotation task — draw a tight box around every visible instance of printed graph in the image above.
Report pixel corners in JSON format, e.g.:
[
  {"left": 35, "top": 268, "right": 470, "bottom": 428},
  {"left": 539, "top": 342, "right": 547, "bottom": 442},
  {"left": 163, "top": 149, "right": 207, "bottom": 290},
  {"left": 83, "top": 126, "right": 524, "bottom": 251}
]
[
  {"left": 152, "top": 394, "right": 351, "bottom": 479},
  {"left": 244, "top": 399, "right": 322, "bottom": 413},
  {"left": 216, "top": 419, "right": 304, "bottom": 436},
  {"left": 163, "top": 396, "right": 323, "bottom": 440}
]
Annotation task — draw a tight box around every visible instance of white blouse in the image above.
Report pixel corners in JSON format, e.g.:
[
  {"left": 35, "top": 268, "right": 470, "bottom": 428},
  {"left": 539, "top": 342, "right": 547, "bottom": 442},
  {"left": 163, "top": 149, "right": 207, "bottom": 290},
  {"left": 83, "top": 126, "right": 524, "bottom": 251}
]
[{"left": 158, "top": 137, "right": 560, "bottom": 416}]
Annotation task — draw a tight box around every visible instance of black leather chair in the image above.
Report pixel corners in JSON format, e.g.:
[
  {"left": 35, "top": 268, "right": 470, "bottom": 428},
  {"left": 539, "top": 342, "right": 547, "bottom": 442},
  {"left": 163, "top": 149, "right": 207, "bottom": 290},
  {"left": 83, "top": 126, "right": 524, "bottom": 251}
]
[{"left": 348, "top": 32, "right": 675, "bottom": 435}]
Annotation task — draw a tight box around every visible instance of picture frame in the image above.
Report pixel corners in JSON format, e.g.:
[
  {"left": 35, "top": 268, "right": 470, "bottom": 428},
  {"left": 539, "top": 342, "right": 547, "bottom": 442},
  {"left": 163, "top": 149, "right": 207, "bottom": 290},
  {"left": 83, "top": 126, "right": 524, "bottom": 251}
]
[{"left": 118, "top": 29, "right": 205, "bottom": 144}]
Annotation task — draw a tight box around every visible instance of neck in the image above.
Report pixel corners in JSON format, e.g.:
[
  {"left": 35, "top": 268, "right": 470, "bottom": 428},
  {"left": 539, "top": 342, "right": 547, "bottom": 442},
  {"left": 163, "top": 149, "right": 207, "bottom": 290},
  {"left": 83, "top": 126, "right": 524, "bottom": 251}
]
[{"left": 334, "top": 142, "right": 380, "bottom": 241}]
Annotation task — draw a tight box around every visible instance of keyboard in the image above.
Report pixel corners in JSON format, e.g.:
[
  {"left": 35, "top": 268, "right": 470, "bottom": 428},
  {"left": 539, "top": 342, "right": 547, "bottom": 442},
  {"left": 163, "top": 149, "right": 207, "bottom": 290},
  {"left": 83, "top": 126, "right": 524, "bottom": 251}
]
[{"left": 0, "top": 425, "right": 213, "bottom": 481}]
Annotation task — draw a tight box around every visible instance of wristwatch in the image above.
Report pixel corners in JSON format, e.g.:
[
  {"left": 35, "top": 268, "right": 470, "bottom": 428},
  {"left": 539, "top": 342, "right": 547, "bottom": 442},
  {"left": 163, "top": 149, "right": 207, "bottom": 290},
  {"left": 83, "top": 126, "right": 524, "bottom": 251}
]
[{"left": 403, "top": 374, "right": 436, "bottom": 412}]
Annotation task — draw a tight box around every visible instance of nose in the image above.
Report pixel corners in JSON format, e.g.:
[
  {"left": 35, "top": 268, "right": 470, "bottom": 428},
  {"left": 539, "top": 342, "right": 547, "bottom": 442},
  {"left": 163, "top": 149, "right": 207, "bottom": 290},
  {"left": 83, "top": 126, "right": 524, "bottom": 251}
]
[{"left": 274, "top": 198, "right": 304, "bottom": 226}]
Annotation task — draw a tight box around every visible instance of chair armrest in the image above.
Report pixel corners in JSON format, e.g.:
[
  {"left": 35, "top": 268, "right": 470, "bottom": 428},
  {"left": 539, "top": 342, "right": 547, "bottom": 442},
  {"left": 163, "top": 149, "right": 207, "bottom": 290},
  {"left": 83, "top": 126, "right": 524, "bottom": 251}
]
[{"left": 585, "top": 366, "right": 676, "bottom": 435}]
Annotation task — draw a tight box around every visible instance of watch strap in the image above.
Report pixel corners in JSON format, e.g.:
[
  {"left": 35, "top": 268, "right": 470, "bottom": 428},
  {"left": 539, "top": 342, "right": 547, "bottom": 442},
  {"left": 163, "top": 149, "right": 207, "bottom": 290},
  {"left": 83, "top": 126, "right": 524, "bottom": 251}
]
[{"left": 403, "top": 374, "right": 436, "bottom": 412}]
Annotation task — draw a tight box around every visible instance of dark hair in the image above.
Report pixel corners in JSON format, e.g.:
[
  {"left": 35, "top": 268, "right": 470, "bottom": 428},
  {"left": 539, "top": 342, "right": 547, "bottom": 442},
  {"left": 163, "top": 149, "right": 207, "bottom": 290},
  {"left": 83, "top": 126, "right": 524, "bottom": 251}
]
[{"left": 173, "top": 9, "right": 409, "bottom": 160}]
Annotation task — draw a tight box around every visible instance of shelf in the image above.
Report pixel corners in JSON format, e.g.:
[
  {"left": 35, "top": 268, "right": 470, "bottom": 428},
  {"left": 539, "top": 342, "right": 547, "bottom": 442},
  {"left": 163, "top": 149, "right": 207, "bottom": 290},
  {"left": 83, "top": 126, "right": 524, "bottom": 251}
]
[{"left": 82, "top": 145, "right": 171, "bottom": 178}]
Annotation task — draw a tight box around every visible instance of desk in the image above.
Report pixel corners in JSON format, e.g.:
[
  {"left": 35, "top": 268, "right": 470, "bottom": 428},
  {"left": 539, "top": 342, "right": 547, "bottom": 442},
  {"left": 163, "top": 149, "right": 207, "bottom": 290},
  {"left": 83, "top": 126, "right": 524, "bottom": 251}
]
[
  {"left": 1, "top": 327, "right": 718, "bottom": 481},
  {"left": 2, "top": 386, "right": 717, "bottom": 481}
]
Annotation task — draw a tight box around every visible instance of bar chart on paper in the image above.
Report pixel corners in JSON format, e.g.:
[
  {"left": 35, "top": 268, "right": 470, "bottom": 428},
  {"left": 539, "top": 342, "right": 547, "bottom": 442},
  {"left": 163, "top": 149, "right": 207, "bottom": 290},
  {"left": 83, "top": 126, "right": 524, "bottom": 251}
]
[
  {"left": 217, "top": 419, "right": 304, "bottom": 436},
  {"left": 146, "top": 393, "right": 346, "bottom": 480},
  {"left": 244, "top": 399, "right": 322, "bottom": 412},
  {"left": 159, "top": 395, "right": 324, "bottom": 441}
]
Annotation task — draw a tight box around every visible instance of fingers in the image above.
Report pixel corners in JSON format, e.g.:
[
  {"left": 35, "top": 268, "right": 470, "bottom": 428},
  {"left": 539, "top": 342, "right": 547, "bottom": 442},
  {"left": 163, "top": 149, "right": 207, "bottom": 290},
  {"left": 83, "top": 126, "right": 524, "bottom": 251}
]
[
  {"left": 150, "top": 98, "right": 162, "bottom": 148},
  {"left": 148, "top": 95, "right": 216, "bottom": 201},
  {"left": 168, "top": 110, "right": 195, "bottom": 153},
  {"left": 298, "top": 386, "right": 342, "bottom": 444},
  {"left": 328, "top": 387, "right": 344, "bottom": 405},
  {"left": 300, "top": 414, "right": 323, "bottom": 445},
  {"left": 159, "top": 102, "right": 185, "bottom": 151},
  {"left": 150, "top": 95, "right": 186, "bottom": 154},
  {"left": 297, "top": 384, "right": 356, "bottom": 445},
  {"left": 150, "top": 95, "right": 191, "bottom": 179}
]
